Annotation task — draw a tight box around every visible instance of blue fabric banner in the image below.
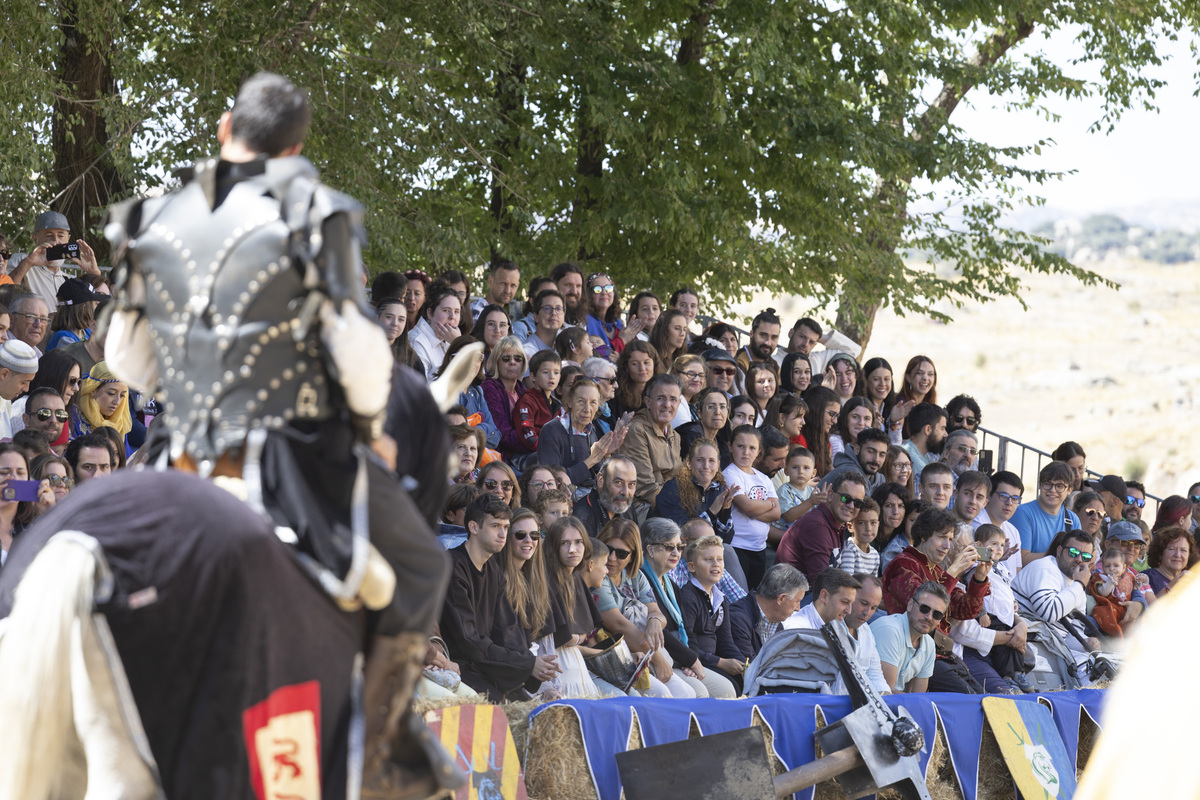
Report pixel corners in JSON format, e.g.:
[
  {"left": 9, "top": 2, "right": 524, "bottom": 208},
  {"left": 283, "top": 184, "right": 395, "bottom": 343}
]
[{"left": 529, "top": 690, "right": 1107, "bottom": 800}]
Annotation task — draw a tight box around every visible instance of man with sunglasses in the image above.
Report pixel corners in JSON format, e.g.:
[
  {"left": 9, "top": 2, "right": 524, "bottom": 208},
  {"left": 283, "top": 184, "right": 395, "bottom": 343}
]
[
  {"left": 777, "top": 471, "right": 867, "bottom": 590},
  {"left": 1012, "top": 531, "right": 1104, "bottom": 657},
  {"left": 1123, "top": 481, "right": 1147, "bottom": 522},
  {"left": 971, "top": 470, "right": 1026, "bottom": 577},
  {"left": 703, "top": 349, "right": 739, "bottom": 397},
  {"left": 870, "top": 581, "right": 948, "bottom": 693},
  {"left": 1011, "top": 461, "right": 1081, "bottom": 566},
  {"left": 944, "top": 394, "right": 981, "bottom": 435},
  {"left": 22, "top": 388, "right": 67, "bottom": 445}
]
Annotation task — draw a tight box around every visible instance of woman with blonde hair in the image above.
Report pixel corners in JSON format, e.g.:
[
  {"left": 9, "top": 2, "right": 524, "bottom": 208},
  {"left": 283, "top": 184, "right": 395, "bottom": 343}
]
[
  {"left": 502, "top": 509, "right": 556, "bottom": 645},
  {"left": 670, "top": 353, "right": 707, "bottom": 429},
  {"left": 481, "top": 335, "right": 530, "bottom": 460},
  {"left": 69, "top": 362, "right": 131, "bottom": 446}
]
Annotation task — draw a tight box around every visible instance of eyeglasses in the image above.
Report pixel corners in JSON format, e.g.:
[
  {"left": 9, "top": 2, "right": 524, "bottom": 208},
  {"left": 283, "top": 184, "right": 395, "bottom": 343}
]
[
  {"left": 1065, "top": 546, "right": 1094, "bottom": 562},
  {"left": 709, "top": 367, "right": 736, "bottom": 376},
  {"left": 1125, "top": 496, "right": 1145, "bottom": 508},
  {"left": 952, "top": 415, "right": 977, "bottom": 426},
  {"left": 511, "top": 530, "right": 544, "bottom": 541},
  {"left": 653, "top": 543, "right": 684, "bottom": 553},
  {"left": 539, "top": 305, "right": 565, "bottom": 315},
  {"left": 528, "top": 479, "right": 556, "bottom": 491},
  {"left": 591, "top": 284, "right": 615, "bottom": 294},
  {"left": 34, "top": 408, "right": 69, "bottom": 422},
  {"left": 677, "top": 371, "right": 705, "bottom": 381},
  {"left": 608, "top": 546, "right": 632, "bottom": 560},
  {"left": 838, "top": 494, "right": 866, "bottom": 509},
  {"left": 46, "top": 475, "right": 73, "bottom": 488},
  {"left": 483, "top": 479, "right": 514, "bottom": 491},
  {"left": 701, "top": 403, "right": 728, "bottom": 413},
  {"left": 500, "top": 354, "right": 525, "bottom": 364},
  {"left": 915, "top": 603, "right": 945, "bottom": 621},
  {"left": 950, "top": 445, "right": 978, "bottom": 456},
  {"left": 1042, "top": 482, "right": 1070, "bottom": 493},
  {"left": 995, "top": 491, "right": 1021, "bottom": 505},
  {"left": 15, "top": 313, "right": 49, "bottom": 325}
]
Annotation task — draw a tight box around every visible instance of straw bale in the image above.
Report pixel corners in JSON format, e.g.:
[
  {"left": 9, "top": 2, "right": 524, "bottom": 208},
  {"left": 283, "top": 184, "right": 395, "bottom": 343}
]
[{"left": 524, "top": 704, "right": 600, "bottom": 800}]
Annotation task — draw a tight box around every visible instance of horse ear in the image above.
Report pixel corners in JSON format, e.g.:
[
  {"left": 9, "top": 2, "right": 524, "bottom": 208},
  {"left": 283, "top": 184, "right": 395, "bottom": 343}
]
[{"left": 429, "top": 342, "right": 485, "bottom": 413}]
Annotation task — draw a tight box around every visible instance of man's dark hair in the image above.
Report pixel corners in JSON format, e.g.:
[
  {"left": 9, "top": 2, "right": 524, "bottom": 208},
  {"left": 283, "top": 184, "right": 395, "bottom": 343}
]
[
  {"left": 857, "top": 427, "right": 890, "bottom": 449},
  {"left": 751, "top": 307, "right": 781, "bottom": 332},
  {"left": 533, "top": 287, "right": 564, "bottom": 313},
  {"left": 813, "top": 567, "right": 861, "bottom": 601},
  {"left": 11, "top": 429, "right": 49, "bottom": 457},
  {"left": 911, "top": 507, "right": 958, "bottom": 545},
  {"left": 1126, "top": 480, "right": 1146, "bottom": 494},
  {"left": 549, "top": 261, "right": 583, "bottom": 283},
  {"left": 464, "top": 493, "right": 513, "bottom": 532},
  {"left": 1038, "top": 460, "right": 1075, "bottom": 488},
  {"left": 419, "top": 281, "right": 462, "bottom": 320},
  {"left": 490, "top": 259, "right": 519, "bottom": 275},
  {"left": 759, "top": 424, "right": 789, "bottom": 453},
  {"left": 912, "top": 580, "right": 950, "bottom": 606},
  {"left": 791, "top": 316, "right": 822, "bottom": 338},
  {"left": 907, "top": 402, "right": 946, "bottom": 437},
  {"left": 371, "top": 271, "right": 407, "bottom": 303},
  {"left": 670, "top": 286, "right": 698, "bottom": 306},
  {"left": 529, "top": 349, "right": 562, "bottom": 376},
  {"left": 643, "top": 372, "right": 683, "bottom": 400},
  {"left": 830, "top": 470, "right": 867, "bottom": 495},
  {"left": 24, "top": 386, "right": 62, "bottom": 410},
  {"left": 991, "top": 470, "right": 1024, "bottom": 495},
  {"left": 919, "top": 461, "right": 953, "bottom": 485},
  {"left": 229, "top": 72, "right": 312, "bottom": 156},
  {"left": 1057, "top": 529, "right": 1094, "bottom": 554},
  {"left": 956, "top": 470, "right": 992, "bottom": 497},
  {"left": 443, "top": 483, "right": 480, "bottom": 519},
  {"left": 945, "top": 394, "right": 982, "bottom": 426},
  {"left": 64, "top": 432, "right": 113, "bottom": 471}
]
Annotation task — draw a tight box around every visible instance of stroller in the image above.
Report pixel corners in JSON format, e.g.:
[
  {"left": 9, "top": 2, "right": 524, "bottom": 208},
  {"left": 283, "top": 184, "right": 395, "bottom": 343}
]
[{"left": 742, "top": 628, "right": 843, "bottom": 696}]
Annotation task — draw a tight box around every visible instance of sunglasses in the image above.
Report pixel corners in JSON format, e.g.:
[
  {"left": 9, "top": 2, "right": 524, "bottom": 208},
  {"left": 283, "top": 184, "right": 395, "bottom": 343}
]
[
  {"left": 952, "top": 415, "right": 977, "bottom": 425},
  {"left": 591, "top": 284, "right": 615, "bottom": 294},
  {"left": 512, "top": 529, "right": 543, "bottom": 541},
  {"left": 608, "top": 546, "right": 632, "bottom": 560},
  {"left": 46, "top": 475, "right": 73, "bottom": 488},
  {"left": 838, "top": 494, "right": 866, "bottom": 509},
  {"left": 1065, "top": 546, "right": 1094, "bottom": 562},
  {"left": 500, "top": 354, "right": 525, "bottom": 364},
  {"left": 484, "top": 479, "right": 514, "bottom": 491},
  {"left": 1125, "top": 496, "right": 1145, "bottom": 508},
  {"left": 1192, "top": 495, "right": 1200, "bottom": 504},
  {"left": 915, "top": 602, "right": 945, "bottom": 621},
  {"left": 709, "top": 367, "right": 736, "bottom": 376},
  {"left": 1082, "top": 508, "right": 1103, "bottom": 518},
  {"left": 67, "top": 377, "right": 83, "bottom": 388},
  {"left": 34, "top": 408, "right": 70, "bottom": 422},
  {"left": 654, "top": 543, "right": 684, "bottom": 553},
  {"left": 601, "top": 377, "right": 619, "bottom": 385}
]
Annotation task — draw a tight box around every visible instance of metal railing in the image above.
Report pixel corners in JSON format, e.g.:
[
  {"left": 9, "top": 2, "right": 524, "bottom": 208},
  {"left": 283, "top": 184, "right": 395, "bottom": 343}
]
[{"left": 976, "top": 426, "right": 1161, "bottom": 517}]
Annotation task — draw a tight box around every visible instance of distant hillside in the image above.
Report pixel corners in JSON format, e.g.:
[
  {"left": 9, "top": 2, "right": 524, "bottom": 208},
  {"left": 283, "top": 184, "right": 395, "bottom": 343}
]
[{"left": 1032, "top": 213, "right": 1200, "bottom": 264}]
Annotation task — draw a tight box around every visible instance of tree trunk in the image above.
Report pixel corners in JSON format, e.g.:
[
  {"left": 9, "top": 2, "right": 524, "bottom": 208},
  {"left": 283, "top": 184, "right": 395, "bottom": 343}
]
[
  {"left": 52, "top": 0, "right": 125, "bottom": 263},
  {"left": 489, "top": 60, "right": 528, "bottom": 264},
  {"left": 573, "top": 92, "right": 604, "bottom": 261},
  {"left": 833, "top": 18, "right": 1036, "bottom": 352},
  {"left": 676, "top": 0, "right": 717, "bottom": 66}
]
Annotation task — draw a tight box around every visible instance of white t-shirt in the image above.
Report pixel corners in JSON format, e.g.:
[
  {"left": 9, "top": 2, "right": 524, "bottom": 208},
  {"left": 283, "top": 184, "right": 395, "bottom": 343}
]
[{"left": 722, "top": 463, "right": 777, "bottom": 552}]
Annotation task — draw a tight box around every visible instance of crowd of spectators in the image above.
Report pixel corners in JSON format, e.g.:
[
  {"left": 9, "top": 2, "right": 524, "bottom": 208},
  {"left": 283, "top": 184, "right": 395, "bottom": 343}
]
[{"left": 384, "top": 259, "right": 1193, "bottom": 702}]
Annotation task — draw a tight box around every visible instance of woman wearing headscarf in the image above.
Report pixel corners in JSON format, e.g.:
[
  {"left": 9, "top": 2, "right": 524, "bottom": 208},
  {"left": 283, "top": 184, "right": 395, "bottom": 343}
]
[{"left": 69, "top": 361, "right": 132, "bottom": 450}]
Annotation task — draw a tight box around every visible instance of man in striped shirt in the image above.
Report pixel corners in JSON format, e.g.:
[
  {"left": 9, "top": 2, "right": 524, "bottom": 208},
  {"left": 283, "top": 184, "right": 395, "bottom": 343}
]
[{"left": 1012, "top": 530, "right": 1102, "bottom": 658}]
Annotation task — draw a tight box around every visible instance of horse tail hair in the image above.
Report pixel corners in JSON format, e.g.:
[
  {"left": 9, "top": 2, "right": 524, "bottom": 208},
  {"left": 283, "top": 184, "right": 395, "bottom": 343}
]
[{"left": 0, "top": 537, "right": 99, "bottom": 800}]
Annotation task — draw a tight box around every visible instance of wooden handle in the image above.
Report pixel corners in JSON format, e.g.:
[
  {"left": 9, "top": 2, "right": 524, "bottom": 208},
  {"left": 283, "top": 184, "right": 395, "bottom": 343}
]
[{"left": 773, "top": 746, "right": 865, "bottom": 797}]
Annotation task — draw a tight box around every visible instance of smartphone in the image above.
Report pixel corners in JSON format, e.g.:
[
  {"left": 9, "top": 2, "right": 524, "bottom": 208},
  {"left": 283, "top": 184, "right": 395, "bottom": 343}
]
[
  {"left": 977, "top": 449, "right": 993, "bottom": 475},
  {"left": 45, "top": 242, "right": 80, "bottom": 261},
  {"left": 973, "top": 544, "right": 993, "bottom": 563},
  {"left": 2, "top": 479, "right": 41, "bottom": 503}
]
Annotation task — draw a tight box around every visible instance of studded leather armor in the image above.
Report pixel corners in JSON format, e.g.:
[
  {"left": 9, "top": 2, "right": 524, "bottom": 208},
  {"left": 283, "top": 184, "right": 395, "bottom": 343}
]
[{"left": 106, "top": 155, "right": 386, "bottom": 467}]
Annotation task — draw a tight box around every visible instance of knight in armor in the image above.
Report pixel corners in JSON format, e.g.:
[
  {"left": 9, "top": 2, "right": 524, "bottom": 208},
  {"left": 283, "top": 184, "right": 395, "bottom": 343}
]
[{"left": 103, "top": 72, "right": 453, "bottom": 798}]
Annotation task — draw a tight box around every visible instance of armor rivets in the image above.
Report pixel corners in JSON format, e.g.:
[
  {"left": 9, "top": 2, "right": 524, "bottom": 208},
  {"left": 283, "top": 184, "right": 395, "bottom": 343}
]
[
  {"left": 257, "top": 389, "right": 269, "bottom": 402},
  {"left": 281, "top": 256, "right": 290, "bottom": 266},
  {"left": 240, "top": 365, "right": 252, "bottom": 378},
  {"left": 296, "top": 362, "right": 307, "bottom": 373},
  {"left": 187, "top": 410, "right": 197, "bottom": 421},
  {"left": 282, "top": 368, "right": 294, "bottom": 381},
  {"left": 166, "top": 368, "right": 176, "bottom": 379},
  {"left": 186, "top": 260, "right": 196, "bottom": 271},
  {"left": 269, "top": 378, "right": 281, "bottom": 390},
  {"left": 283, "top": 409, "right": 295, "bottom": 420},
  {"left": 211, "top": 382, "right": 221, "bottom": 393},
  {"left": 193, "top": 393, "right": 204, "bottom": 405},
  {"left": 250, "top": 344, "right": 263, "bottom": 356},
  {"left": 205, "top": 396, "right": 216, "bottom": 408},
  {"left": 217, "top": 339, "right": 229, "bottom": 352},
  {"left": 185, "top": 381, "right": 195, "bottom": 391},
  {"left": 246, "top": 356, "right": 256, "bottom": 367},
  {"left": 165, "top": 301, "right": 175, "bottom": 313},
  {"left": 314, "top": 374, "right": 325, "bottom": 386},
  {"left": 180, "top": 249, "right": 190, "bottom": 259},
  {"left": 232, "top": 303, "right": 244, "bottom": 315},
  {"left": 163, "top": 356, "right": 173, "bottom": 367},
  {"left": 211, "top": 408, "right": 222, "bottom": 420},
  {"left": 296, "top": 342, "right": 305, "bottom": 353},
  {"left": 248, "top": 280, "right": 260, "bottom": 293},
  {"left": 223, "top": 371, "right": 234, "bottom": 383},
  {"left": 166, "top": 402, "right": 175, "bottom": 412},
  {"left": 267, "top": 325, "right": 279, "bottom": 338},
  {"left": 246, "top": 400, "right": 257, "bottom": 411}
]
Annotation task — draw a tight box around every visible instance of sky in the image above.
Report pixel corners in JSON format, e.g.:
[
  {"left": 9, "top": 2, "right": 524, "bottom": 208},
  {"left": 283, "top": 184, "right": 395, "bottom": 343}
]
[{"left": 935, "top": 26, "right": 1200, "bottom": 222}]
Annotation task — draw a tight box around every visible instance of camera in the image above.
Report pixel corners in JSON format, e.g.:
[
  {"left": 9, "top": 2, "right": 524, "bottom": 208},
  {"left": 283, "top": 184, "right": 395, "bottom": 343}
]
[
  {"left": 45, "top": 242, "right": 80, "bottom": 261},
  {"left": 973, "top": 544, "right": 993, "bottom": 563}
]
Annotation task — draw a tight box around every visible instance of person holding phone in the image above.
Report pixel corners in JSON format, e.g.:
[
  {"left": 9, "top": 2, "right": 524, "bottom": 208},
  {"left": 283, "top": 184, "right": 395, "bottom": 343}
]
[
  {"left": 8, "top": 211, "right": 102, "bottom": 312},
  {"left": 0, "top": 443, "right": 54, "bottom": 565}
]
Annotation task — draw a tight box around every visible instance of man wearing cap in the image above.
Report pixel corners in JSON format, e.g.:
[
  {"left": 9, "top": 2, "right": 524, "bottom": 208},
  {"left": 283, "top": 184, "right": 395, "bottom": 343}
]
[
  {"left": 8, "top": 211, "right": 102, "bottom": 311},
  {"left": 704, "top": 348, "right": 739, "bottom": 397},
  {"left": 1090, "top": 474, "right": 1129, "bottom": 525},
  {"left": 1103, "top": 520, "right": 1147, "bottom": 624},
  {"left": 0, "top": 339, "right": 39, "bottom": 439}
]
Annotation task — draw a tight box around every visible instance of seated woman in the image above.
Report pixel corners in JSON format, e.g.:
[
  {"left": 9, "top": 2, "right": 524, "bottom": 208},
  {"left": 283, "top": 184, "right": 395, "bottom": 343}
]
[
  {"left": 30, "top": 452, "right": 74, "bottom": 504},
  {"left": 449, "top": 424, "right": 485, "bottom": 484},
  {"left": 678, "top": 387, "right": 732, "bottom": 468},
  {"left": 881, "top": 445, "right": 915, "bottom": 495},
  {"left": 500, "top": 509, "right": 563, "bottom": 698},
  {"left": 376, "top": 296, "right": 424, "bottom": 375},
  {"left": 475, "top": 461, "right": 522, "bottom": 510},
  {"left": 764, "top": 392, "right": 807, "bottom": 447},
  {"left": 69, "top": 362, "right": 131, "bottom": 452},
  {"left": 409, "top": 281, "right": 463, "bottom": 380},
  {"left": 743, "top": 362, "right": 778, "bottom": 426},
  {"left": 596, "top": 518, "right": 695, "bottom": 698},
  {"left": 654, "top": 438, "right": 735, "bottom": 541},
  {"left": 829, "top": 397, "right": 875, "bottom": 457},
  {"left": 584, "top": 272, "right": 628, "bottom": 355},
  {"left": 780, "top": 352, "right": 812, "bottom": 395},
  {"left": 469, "top": 304, "right": 511, "bottom": 363},
  {"left": 677, "top": 534, "right": 744, "bottom": 695},
  {"left": 610, "top": 340, "right": 659, "bottom": 420},
  {"left": 1142, "top": 526, "right": 1197, "bottom": 597},
  {"left": 537, "top": 376, "right": 624, "bottom": 494},
  {"left": 481, "top": 336, "right": 530, "bottom": 460},
  {"left": 670, "top": 354, "right": 707, "bottom": 429},
  {"left": 871, "top": 482, "right": 911, "bottom": 561}
]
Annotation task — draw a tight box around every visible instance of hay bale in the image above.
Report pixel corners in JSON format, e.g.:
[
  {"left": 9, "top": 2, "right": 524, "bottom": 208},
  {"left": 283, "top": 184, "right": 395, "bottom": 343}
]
[
  {"left": 503, "top": 699, "right": 543, "bottom": 768},
  {"left": 975, "top": 722, "right": 1014, "bottom": 800},
  {"left": 926, "top": 717, "right": 964, "bottom": 800},
  {"left": 525, "top": 704, "right": 600, "bottom": 800},
  {"left": 750, "top": 706, "right": 788, "bottom": 777},
  {"left": 1076, "top": 710, "right": 1100, "bottom": 781}
]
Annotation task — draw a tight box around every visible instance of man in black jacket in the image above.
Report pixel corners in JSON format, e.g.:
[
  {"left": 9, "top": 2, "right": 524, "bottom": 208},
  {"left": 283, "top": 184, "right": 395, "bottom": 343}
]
[
  {"left": 729, "top": 563, "right": 808, "bottom": 661},
  {"left": 572, "top": 456, "right": 649, "bottom": 536}
]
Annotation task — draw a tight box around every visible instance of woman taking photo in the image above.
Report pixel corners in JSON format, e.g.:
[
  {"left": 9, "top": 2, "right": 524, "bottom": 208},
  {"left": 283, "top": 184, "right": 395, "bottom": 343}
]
[
  {"left": 596, "top": 519, "right": 696, "bottom": 698},
  {"left": 481, "top": 336, "right": 530, "bottom": 460},
  {"left": 409, "top": 281, "right": 463, "bottom": 381},
  {"left": 0, "top": 444, "right": 55, "bottom": 565},
  {"left": 677, "top": 387, "right": 732, "bottom": 468},
  {"left": 610, "top": 340, "right": 658, "bottom": 419},
  {"left": 537, "top": 377, "right": 627, "bottom": 492}
]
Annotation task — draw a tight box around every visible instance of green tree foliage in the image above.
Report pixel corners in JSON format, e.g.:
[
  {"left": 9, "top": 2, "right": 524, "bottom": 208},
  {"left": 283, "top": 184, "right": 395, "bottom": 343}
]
[{"left": 0, "top": 0, "right": 1195, "bottom": 345}]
